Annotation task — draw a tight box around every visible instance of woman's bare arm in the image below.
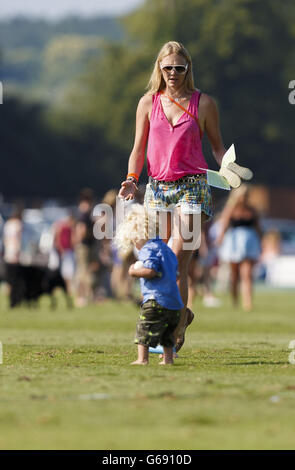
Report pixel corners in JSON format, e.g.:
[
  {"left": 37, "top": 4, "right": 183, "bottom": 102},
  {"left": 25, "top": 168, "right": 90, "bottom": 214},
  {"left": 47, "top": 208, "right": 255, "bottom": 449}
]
[
  {"left": 199, "top": 94, "right": 226, "bottom": 167},
  {"left": 216, "top": 204, "right": 236, "bottom": 245},
  {"left": 128, "top": 94, "right": 152, "bottom": 175},
  {"left": 119, "top": 94, "right": 152, "bottom": 200},
  {"left": 251, "top": 207, "right": 263, "bottom": 238}
]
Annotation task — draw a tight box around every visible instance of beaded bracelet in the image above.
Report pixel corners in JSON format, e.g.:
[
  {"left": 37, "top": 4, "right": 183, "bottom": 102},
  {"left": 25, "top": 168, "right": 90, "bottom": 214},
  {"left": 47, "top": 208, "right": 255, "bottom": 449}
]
[{"left": 126, "top": 176, "right": 139, "bottom": 189}]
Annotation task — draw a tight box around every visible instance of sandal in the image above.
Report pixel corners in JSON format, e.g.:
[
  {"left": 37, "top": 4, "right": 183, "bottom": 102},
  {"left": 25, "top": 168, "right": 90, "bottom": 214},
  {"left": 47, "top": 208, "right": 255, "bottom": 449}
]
[
  {"left": 226, "top": 162, "right": 253, "bottom": 181},
  {"left": 219, "top": 143, "right": 253, "bottom": 188},
  {"left": 219, "top": 167, "right": 241, "bottom": 188}
]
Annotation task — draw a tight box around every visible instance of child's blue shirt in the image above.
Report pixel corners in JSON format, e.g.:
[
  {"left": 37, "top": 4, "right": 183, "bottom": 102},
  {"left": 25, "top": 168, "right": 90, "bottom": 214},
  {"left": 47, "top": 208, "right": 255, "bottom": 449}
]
[{"left": 138, "top": 237, "right": 184, "bottom": 310}]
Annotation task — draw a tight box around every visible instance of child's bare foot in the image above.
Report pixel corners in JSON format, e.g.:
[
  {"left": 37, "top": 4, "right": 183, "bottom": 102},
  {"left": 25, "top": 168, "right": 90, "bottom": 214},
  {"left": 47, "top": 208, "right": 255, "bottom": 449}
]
[
  {"left": 159, "top": 352, "right": 178, "bottom": 359},
  {"left": 159, "top": 360, "right": 173, "bottom": 365},
  {"left": 159, "top": 346, "right": 174, "bottom": 365},
  {"left": 132, "top": 344, "right": 148, "bottom": 364},
  {"left": 131, "top": 360, "right": 148, "bottom": 365}
]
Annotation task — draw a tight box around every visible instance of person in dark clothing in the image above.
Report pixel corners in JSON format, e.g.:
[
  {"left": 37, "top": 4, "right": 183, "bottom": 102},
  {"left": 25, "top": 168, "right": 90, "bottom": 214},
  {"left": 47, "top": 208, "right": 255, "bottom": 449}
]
[{"left": 73, "top": 188, "right": 95, "bottom": 306}]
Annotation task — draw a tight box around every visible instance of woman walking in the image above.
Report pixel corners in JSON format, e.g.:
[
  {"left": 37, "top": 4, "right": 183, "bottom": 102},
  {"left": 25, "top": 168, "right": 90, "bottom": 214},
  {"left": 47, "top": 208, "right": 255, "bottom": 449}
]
[
  {"left": 119, "top": 41, "right": 228, "bottom": 350},
  {"left": 217, "top": 185, "right": 261, "bottom": 311}
]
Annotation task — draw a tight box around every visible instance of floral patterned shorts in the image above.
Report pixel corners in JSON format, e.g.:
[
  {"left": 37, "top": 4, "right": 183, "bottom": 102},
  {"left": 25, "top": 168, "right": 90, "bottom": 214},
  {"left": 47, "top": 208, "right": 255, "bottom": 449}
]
[{"left": 144, "top": 174, "right": 213, "bottom": 219}]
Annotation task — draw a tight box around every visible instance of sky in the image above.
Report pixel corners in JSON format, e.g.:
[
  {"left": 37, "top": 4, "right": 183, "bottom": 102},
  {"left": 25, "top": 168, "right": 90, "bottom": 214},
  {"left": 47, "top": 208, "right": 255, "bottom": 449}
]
[{"left": 0, "top": 0, "right": 144, "bottom": 19}]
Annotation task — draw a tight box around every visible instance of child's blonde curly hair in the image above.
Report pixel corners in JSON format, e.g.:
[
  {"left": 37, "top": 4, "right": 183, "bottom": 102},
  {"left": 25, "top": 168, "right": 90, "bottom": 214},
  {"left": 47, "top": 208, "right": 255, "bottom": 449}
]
[{"left": 115, "top": 204, "right": 159, "bottom": 254}]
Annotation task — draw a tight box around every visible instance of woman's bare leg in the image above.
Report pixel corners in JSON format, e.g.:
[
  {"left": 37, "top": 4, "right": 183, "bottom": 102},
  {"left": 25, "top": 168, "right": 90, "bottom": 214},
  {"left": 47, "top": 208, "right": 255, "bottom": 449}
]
[
  {"left": 171, "top": 209, "right": 202, "bottom": 349},
  {"left": 230, "top": 262, "right": 240, "bottom": 306},
  {"left": 187, "top": 255, "right": 198, "bottom": 309},
  {"left": 157, "top": 211, "right": 172, "bottom": 244},
  {"left": 240, "top": 259, "right": 254, "bottom": 311}
]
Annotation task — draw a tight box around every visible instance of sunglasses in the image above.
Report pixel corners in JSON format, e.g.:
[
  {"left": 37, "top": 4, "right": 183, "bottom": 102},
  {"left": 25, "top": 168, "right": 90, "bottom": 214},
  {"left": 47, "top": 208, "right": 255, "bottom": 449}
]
[{"left": 160, "top": 64, "right": 188, "bottom": 74}]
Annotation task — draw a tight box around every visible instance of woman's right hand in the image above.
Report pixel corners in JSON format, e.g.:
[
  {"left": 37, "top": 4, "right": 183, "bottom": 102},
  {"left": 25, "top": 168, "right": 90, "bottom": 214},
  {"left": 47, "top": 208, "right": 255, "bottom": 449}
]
[
  {"left": 118, "top": 180, "right": 137, "bottom": 200},
  {"left": 118, "top": 95, "right": 151, "bottom": 201}
]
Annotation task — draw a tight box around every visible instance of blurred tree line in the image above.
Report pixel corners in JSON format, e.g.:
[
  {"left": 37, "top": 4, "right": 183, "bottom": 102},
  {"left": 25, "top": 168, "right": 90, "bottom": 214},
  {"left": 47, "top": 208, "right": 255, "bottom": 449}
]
[
  {"left": 0, "top": 16, "right": 123, "bottom": 98},
  {"left": 0, "top": 0, "right": 294, "bottom": 201},
  {"left": 0, "top": 97, "right": 123, "bottom": 201}
]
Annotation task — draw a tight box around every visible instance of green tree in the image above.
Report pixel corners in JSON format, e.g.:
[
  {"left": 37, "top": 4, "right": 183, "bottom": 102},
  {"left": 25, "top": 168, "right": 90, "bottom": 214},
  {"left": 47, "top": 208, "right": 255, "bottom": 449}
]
[
  {"left": 58, "top": 0, "right": 295, "bottom": 185},
  {"left": 0, "top": 98, "right": 123, "bottom": 200}
]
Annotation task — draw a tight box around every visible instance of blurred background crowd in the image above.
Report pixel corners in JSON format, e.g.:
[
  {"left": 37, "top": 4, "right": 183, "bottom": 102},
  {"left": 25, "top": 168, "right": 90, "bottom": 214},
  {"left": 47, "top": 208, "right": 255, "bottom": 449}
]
[
  {"left": 0, "top": 0, "right": 295, "bottom": 309},
  {"left": 1, "top": 182, "right": 295, "bottom": 310}
]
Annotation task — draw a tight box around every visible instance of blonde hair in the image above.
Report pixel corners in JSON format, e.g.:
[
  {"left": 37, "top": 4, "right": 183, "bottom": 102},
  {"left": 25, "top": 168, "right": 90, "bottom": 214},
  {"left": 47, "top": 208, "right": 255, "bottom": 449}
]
[
  {"left": 146, "top": 41, "right": 196, "bottom": 94},
  {"left": 225, "top": 184, "right": 250, "bottom": 209},
  {"left": 101, "top": 188, "right": 118, "bottom": 207},
  {"left": 115, "top": 204, "right": 159, "bottom": 254}
]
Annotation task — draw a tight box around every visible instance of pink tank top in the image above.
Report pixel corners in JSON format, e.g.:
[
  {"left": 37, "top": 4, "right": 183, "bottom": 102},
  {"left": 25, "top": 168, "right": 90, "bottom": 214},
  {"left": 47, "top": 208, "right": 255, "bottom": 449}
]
[{"left": 146, "top": 90, "right": 208, "bottom": 181}]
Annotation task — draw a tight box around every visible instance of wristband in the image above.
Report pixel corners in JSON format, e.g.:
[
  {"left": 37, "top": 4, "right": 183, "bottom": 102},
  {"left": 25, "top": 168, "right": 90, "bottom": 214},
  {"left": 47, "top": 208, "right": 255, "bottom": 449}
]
[{"left": 127, "top": 173, "right": 139, "bottom": 182}]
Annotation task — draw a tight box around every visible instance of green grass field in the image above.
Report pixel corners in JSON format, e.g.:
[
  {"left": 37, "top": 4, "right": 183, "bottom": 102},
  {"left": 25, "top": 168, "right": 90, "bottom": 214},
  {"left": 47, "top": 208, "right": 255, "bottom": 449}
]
[{"left": 1, "top": 288, "right": 295, "bottom": 450}]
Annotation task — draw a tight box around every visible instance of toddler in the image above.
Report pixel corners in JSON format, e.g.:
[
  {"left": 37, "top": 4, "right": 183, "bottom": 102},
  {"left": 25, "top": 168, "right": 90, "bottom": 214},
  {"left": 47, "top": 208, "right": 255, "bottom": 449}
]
[{"left": 115, "top": 204, "right": 183, "bottom": 365}]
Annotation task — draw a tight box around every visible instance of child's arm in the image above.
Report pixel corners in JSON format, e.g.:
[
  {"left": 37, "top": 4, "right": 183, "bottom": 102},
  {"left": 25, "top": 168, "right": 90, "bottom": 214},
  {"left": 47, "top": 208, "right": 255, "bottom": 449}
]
[{"left": 129, "top": 264, "right": 158, "bottom": 279}]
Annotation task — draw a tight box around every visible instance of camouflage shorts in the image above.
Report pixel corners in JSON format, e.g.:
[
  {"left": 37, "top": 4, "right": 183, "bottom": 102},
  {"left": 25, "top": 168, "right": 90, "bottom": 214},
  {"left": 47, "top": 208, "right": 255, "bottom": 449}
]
[{"left": 135, "top": 299, "right": 181, "bottom": 348}]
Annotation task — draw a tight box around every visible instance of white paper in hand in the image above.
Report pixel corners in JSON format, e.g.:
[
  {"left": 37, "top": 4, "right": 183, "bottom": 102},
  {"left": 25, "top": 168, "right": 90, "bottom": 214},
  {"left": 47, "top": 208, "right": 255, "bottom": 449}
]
[
  {"left": 198, "top": 144, "right": 236, "bottom": 190},
  {"left": 198, "top": 167, "right": 231, "bottom": 190},
  {"left": 221, "top": 143, "right": 236, "bottom": 168},
  {"left": 205, "top": 169, "right": 231, "bottom": 190}
]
